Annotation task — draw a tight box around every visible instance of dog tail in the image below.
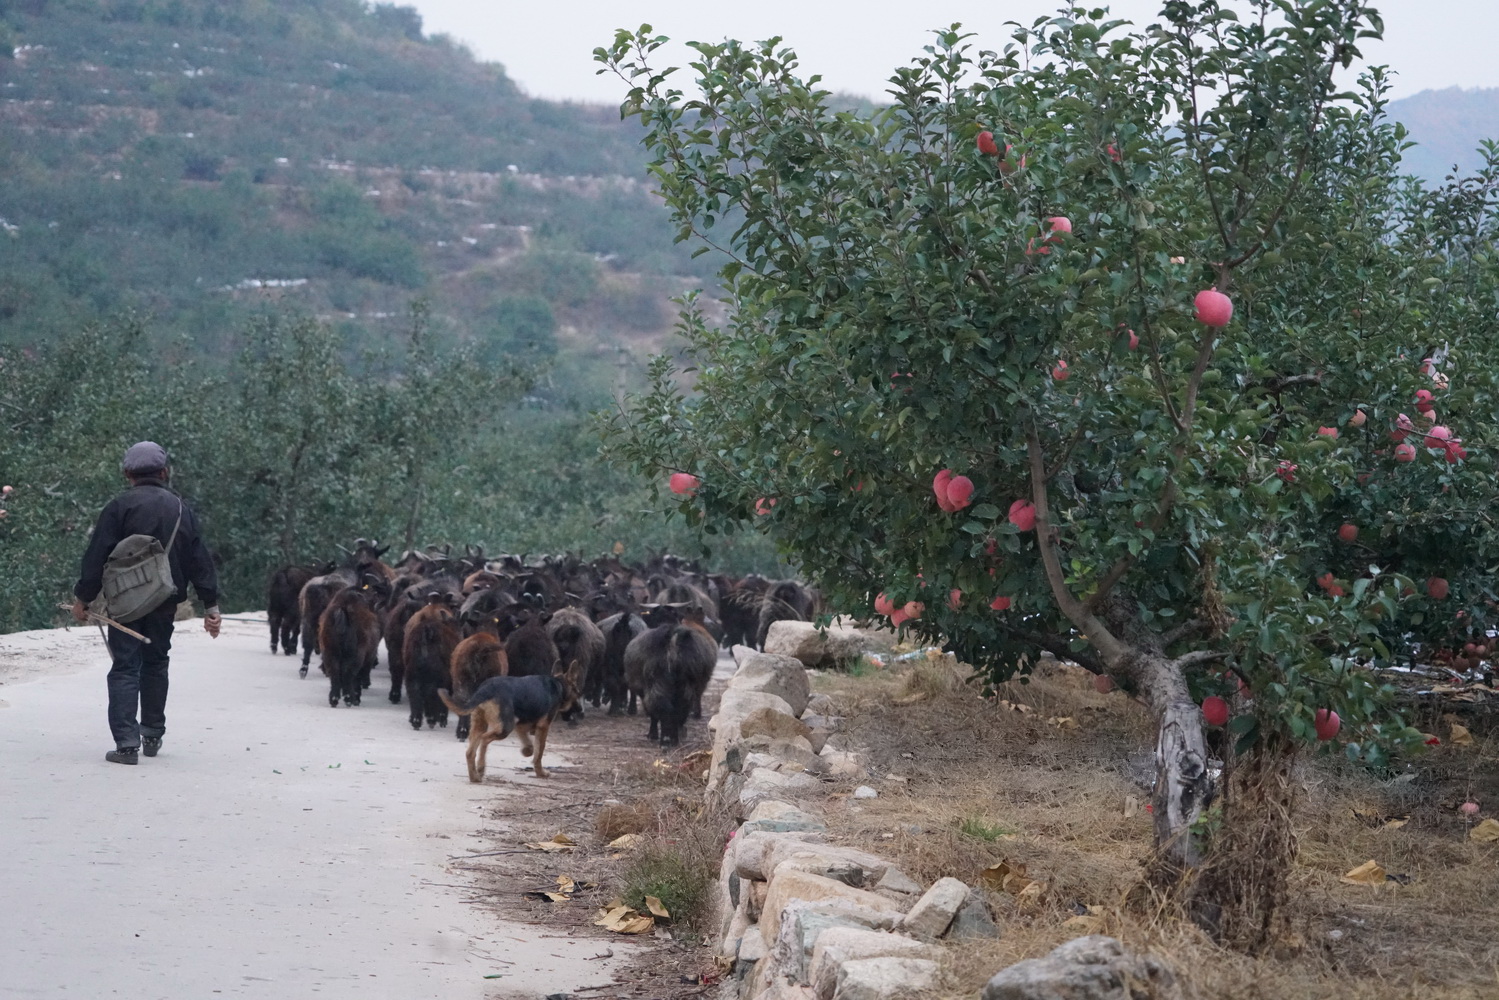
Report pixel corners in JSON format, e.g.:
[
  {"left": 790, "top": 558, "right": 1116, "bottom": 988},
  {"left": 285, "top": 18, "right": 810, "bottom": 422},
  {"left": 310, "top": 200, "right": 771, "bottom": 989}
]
[{"left": 437, "top": 687, "right": 474, "bottom": 716}]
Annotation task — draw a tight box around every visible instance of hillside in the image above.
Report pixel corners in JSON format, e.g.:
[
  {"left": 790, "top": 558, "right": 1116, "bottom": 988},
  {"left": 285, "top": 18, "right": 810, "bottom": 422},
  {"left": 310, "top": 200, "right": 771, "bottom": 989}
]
[
  {"left": 1389, "top": 86, "right": 1499, "bottom": 184},
  {"left": 0, "top": 0, "right": 703, "bottom": 363}
]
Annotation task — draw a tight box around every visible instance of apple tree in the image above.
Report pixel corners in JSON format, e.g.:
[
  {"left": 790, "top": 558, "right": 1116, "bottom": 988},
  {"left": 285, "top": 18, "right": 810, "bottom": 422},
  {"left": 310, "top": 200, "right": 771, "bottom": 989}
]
[{"left": 596, "top": 2, "right": 1499, "bottom": 946}]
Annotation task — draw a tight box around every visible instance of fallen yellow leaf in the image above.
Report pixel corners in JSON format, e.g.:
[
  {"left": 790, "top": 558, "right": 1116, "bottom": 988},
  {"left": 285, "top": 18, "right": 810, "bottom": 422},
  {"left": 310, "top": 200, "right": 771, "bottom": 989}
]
[
  {"left": 1016, "top": 881, "right": 1044, "bottom": 908},
  {"left": 1380, "top": 818, "right": 1408, "bottom": 832},
  {"left": 1450, "top": 723, "right": 1474, "bottom": 746},
  {"left": 1470, "top": 818, "right": 1499, "bottom": 843},
  {"left": 1062, "top": 914, "right": 1104, "bottom": 933},
  {"left": 1341, "top": 860, "right": 1386, "bottom": 886},
  {"left": 608, "top": 833, "right": 644, "bottom": 851},
  {"left": 645, "top": 895, "right": 671, "bottom": 920},
  {"left": 1123, "top": 795, "right": 1142, "bottom": 819},
  {"left": 524, "top": 833, "right": 577, "bottom": 853},
  {"left": 594, "top": 905, "right": 656, "bottom": 934}
]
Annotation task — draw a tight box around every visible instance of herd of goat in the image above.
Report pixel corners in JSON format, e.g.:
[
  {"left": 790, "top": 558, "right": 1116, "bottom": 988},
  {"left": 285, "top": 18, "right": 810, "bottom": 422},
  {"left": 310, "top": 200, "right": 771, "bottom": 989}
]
[{"left": 264, "top": 540, "right": 818, "bottom": 747}]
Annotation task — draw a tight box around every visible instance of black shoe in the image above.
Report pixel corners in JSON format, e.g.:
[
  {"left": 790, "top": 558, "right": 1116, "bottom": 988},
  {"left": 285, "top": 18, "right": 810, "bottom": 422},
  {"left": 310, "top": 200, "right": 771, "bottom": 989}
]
[
  {"left": 142, "top": 737, "right": 161, "bottom": 758},
  {"left": 106, "top": 748, "right": 139, "bottom": 765}
]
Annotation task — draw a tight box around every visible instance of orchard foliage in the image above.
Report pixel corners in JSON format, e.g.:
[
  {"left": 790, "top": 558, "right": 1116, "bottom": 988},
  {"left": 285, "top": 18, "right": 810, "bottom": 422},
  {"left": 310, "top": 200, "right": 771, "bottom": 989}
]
[{"left": 597, "top": 2, "right": 1499, "bottom": 771}]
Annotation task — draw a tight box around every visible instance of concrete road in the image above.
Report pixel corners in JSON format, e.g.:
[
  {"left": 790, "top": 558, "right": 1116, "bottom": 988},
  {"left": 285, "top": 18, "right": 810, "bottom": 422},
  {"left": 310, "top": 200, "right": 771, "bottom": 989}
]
[{"left": 0, "top": 614, "right": 633, "bottom": 999}]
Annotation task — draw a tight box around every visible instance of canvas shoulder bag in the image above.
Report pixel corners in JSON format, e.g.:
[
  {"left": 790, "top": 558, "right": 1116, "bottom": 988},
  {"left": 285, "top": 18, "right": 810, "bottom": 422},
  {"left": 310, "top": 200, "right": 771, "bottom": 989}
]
[{"left": 101, "top": 495, "right": 183, "bottom": 623}]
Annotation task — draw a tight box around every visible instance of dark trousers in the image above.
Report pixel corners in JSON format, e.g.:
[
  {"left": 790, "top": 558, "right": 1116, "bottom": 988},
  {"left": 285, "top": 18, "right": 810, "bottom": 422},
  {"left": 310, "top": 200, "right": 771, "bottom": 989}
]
[{"left": 106, "top": 603, "right": 177, "bottom": 749}]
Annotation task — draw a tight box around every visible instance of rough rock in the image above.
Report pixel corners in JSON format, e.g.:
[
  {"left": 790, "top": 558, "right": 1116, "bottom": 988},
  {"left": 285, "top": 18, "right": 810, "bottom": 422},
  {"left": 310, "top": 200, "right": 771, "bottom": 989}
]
[
  {"left": 730, "top": 651, "right": 813, "bottom": 716},
  {"left": 833, "top": 957, "right": 941, "bottom": 1000},
  {"left": 717, "top": 689, "right": 799, "bottom": 728},
  {"left": 947, "top": 890, "right": 1001, "bottom": 940},
  {"left": 736, "top": 831, "right": 828, "bottom": 882},
  {"left": 769, "top": 900, "right": 907, "bottom": 985},
  {"left": 739, "top": 924, "right": 769, "bottom": 964},
  {"left": 900, "top": 876, "right": 970, "bottom": 940},
  {"left": 747, "top": 879, "right": 770, "bottom": 922},
  {"left": 805, "top": 693, "right": 838, "bottom": 716},
  {"left": 764, "top": 842, "right": 892, "bottom": 888},
  {"left": 810, "top": 927, "right": 937, "bottom": 1000},
  {"left": 818, "top": 746, "right": 864, "bottom": 779},
  {"left": 765, "top": 620, "right": 890, "bottom": 669},
  {"left": 752, "top": 981, "right": 816, "bottom": 1000},
  {"left": 762, "top": 868, "right": 906, "bottom": 941},
  {"left": 852, "top": 785, "right": 878, "bottom": 799},
  {"left": 741, "top": 769, "right": 823, "bottom": 815},
  {"left": 981, "top": 935, "right": 1182, "bottom": 1000},
  {"left": 740, "top": 800, "right": 828, "bottom": 836},
  {"left": 731, "top": 735, "right": 822, "bottom": 774},
  {"left": 740, "top": 706, "right": 815, "bottom": 743},
  {"left": 721, "top": 905, "right": 752, "bottom": 960},
  {"left": 873, "top": 867, "right": 922, "bottom": 896}
]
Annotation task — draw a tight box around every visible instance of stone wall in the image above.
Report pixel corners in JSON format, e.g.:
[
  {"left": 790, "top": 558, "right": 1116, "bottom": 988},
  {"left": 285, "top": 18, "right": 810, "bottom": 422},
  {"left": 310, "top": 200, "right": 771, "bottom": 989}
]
[{"left": 706, "top": 638, "right": 1181, "bottom": 1000}]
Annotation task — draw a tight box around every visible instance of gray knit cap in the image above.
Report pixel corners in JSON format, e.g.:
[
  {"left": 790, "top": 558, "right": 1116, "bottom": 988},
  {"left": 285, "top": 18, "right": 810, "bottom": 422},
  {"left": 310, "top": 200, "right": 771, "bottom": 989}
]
[{"left": 121, "top": 441, "right": 169, "bottom": 474}]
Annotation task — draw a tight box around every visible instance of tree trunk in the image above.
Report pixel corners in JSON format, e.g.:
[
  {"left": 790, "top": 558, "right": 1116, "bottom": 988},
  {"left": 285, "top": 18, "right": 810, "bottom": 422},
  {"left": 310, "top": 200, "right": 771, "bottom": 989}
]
[
  {"left": 1189, "top": 737, "right": 1298, "bottom": 952},
  {"left": 1137, "top": 653, "right": 1212, "bottom": 878}
]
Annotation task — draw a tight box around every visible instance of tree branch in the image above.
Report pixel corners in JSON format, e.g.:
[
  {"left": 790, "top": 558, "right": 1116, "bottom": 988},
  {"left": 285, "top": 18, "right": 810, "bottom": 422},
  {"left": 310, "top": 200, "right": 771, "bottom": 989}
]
[
  {"left": 1025, "top": 420, "right": 1128, "bottom": 668},
  {"left": 1172, "top": 650, "right": 1227, "bottom": 670}
]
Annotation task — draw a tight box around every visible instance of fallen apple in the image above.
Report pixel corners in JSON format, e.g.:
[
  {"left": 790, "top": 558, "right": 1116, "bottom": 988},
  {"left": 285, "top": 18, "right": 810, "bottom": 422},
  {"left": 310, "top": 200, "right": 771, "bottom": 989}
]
[
  {"left": 1094, "top": 673, "right": 1115, "bottom": 694},
  {"left": 1201, "top": 696, "right": 1229, "bottom": 727},
  {"left": 1460, "top": 801, "right": 1480, "bottom": 817},
  {"left": 1314, "top": 708, "right": 1341, "bottom": 741},
  {"left": 1193, "top": 288, "right": 1233, "bottom": 327}
]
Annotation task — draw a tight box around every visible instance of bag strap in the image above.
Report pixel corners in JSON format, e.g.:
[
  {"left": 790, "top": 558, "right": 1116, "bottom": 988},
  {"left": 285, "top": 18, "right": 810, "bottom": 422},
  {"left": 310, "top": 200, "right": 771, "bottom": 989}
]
[{"left": 164, "top": 494, "right": 184, "bottom": 552}]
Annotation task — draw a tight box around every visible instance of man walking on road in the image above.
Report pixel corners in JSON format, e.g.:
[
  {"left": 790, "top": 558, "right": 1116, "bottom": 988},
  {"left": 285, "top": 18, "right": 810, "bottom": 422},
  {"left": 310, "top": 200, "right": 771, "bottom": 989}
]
[{"left": 72, "top": 441, "right": 222, "bottom": 765}]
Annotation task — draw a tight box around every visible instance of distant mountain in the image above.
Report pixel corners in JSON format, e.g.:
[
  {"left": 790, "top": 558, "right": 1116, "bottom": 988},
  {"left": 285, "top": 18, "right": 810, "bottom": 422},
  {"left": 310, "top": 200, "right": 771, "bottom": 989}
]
[
  {"left": 1388, "top": 87, "right": 1499, "bottom": 184},
  {"left": 0, "top": 0, "right": 702, "bottom": 364}
]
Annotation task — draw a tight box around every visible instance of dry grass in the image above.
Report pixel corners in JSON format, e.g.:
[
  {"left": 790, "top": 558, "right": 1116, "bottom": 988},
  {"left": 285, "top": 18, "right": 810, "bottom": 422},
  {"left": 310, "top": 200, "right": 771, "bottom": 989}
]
[{"left": 811, "top": 656, "right": 1499, "bottom": 1000}]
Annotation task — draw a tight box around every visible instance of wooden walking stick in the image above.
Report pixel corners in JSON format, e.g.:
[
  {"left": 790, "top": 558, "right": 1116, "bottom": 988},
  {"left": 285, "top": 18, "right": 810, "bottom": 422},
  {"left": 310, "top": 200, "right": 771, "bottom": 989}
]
[{"left": 57, "top": 604, "right": 152, "bottom": 644}]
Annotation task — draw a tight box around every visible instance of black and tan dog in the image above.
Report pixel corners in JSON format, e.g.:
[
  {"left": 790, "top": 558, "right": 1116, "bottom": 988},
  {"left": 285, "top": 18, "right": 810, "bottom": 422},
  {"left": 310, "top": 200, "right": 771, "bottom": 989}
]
[{"left": 437, "top": 659, "right": 582, "bottom": 781}]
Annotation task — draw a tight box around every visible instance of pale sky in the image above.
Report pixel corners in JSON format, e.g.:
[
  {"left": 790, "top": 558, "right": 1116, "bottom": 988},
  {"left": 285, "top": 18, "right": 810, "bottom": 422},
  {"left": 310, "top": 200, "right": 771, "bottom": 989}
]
[{"left": 408, "top": 1, "right": 1499, "bottom": 106}]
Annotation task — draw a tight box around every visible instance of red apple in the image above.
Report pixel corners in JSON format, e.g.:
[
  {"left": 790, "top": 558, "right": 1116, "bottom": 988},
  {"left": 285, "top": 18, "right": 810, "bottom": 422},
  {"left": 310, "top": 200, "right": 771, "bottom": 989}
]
[
  {"left": 1427, "top": 577, "right": 1449, "bottom": 600},
  {"left": 1052, "top": 360, "right": 1070, "bottom": 381},
  {"left": 1127, "top": 330, "right": 1139, "bottom": 351},
  {"left": 989, "top": 595, "right": 1012, "bottom": 611},
  {"left": 1314, "top": 708, "right": 1341, "bottom": 741},
  {"left": 1394, "top": 442, "right": 1417, "bottom": 462},
  {"left": 933, "top": 469, "right": 957, "bottom": 512},
  {"left": 1008, "top": 499, "right": 1036, "bottom": 532},
  {"left": 1106, "top": 142, "right": 1122, "bottom": 163},
  {"left": 1338, "top": 523, "right": 1358, "bottom": 543},
  {"left": 1317, "top": 426, "right": 1339, "bottom": 440},
  {"left": 1094, "top": 673, "right": 1115, "bottom": 694},
  {"left": 1045, "top": 216, "right": 1072, "bottom": 241},
  {"left": 890, "top": 608, "right": 909, "bottom": 628},
  {"left": 976, "top": 130, "right": 1000, "bottom": 156},
  {"left": 947, "top": 589, "right": 963, "bottom": 611},
  {"left": 1193, "top": 289, "right": 1234, "bottom": 327},
  {"left": 668, "top": 472, "right": 700, "bottom": 495},
  {"left": 902, "top": 601, "right": 924, "bottom": 620},
  {"left": 1201, "top": 696, "right": 1230, "bottom": 727},
  {"left": 1461, "top": 801, "right": 1480, "bottom": 817},
  {"left": 0, "top": 485, "right": 11, "bottom": 495},
  {"left": 999, "top": 145, "right": 1026, "bottom": 175},
  {"left": 874, "top": 593, "right": 895, "bottom": 617},
  {"left": 1424, "top": 425, "right": 1452, "bottom": 448},
  {"left": 1349, "top": 409, "right": 1367, "bottom": 428},
  {"left": 755, "top": 497, "right": 776, "bottom": 516},
  {"left": 945, "top": 475, "right": 974, "bottom": 509}
]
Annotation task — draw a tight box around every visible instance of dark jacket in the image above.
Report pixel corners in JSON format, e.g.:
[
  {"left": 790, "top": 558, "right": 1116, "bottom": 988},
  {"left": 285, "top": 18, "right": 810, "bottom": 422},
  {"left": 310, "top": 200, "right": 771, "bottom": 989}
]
[{"left": 74, "top": 478, "right": 220, "bottom": 611}]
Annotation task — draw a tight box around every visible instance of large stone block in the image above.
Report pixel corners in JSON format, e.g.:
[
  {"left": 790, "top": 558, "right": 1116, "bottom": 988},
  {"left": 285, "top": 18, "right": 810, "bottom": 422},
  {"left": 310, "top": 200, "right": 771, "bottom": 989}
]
[
  {"left": 740, "top": 800, "right": 828, "bottom": 836},
  {"left": 730, "top": 651, "right": 813, "bottom": 716},
  {"left": 764, "top": 620, "right": 891, "bottom": 669},
  {"left": 947, "top": 890, "right": 1001, "bottom": 940},
  {"left": 833, "top": 957, "right": 940, "bottom": 1000},
  {"left": 981, "top": 935, "right": 1182, "bottom": 1000},
  {"left": 740, "top": 706, "right": 814, "bottom": 743},
  {"left": 762, "top": 868, "right": 905, "bottom": 942},
  {"left": 900, "top": 876, "right": 969, "bottom": 940},
  {"left": 741, "top": 768, "right": 822, "bottom": 817},
  {"left": 736, "top": 830, "right": 828, "bottom": 882},
  {"left": 765, "top": 842, "right": 893, "bottom": 889},
  {"left": 809, "top": 927, "right": 937, "bottom": 1000},
  {"left": 769, "top": 900, "right": 906, "bottom": 985}
]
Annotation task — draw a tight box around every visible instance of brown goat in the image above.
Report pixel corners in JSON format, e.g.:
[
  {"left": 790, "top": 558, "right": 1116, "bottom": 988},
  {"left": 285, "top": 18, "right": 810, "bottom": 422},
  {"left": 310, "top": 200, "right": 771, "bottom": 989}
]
[
  {"left": 403, "top": 595, "right": 462, "bottom": 731},
  {"left": 449, "top": 632, "right": 509, "bottom": 740},
  {"left": 317, "top": 574, "right": 388, "bottom": 708}
]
